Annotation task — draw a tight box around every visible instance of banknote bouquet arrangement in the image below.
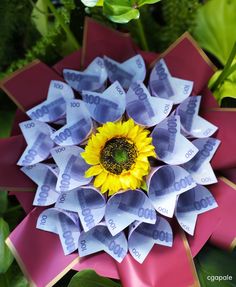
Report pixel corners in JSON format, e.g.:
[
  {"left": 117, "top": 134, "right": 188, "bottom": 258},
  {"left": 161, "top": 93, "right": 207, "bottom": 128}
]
[{"left": 1, "top": 18, "right": 236, "bottom": 287}]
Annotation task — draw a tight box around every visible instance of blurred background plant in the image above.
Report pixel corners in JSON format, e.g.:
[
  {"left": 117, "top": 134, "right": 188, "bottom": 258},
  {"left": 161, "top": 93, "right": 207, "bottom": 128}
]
[{"left": 0, "top": 0, "right": 236, "bottom": 286}]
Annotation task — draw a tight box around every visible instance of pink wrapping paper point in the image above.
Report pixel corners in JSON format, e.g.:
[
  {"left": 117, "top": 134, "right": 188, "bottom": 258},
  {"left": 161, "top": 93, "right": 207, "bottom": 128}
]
[
  {"left": 82, "top": 17, "right": 137, "bottom": 67},
  {"left": 53, "top": 49, "right": 82, "bottom": 76},
  {"left": 0, "top": 135, "right": 35, "bottom": 191},
  {"left": 6, "top": 208, "right": 79, "bottom": 287},
  {"left": 117, "top": 226, "right": 200, "bottom": 287},
  {"left": 0, "top": 60, "right": 63, "bottom": 112},
  {"left": 159, "top": 32, "right": 217, "bottom": 94},
  {"left": 6, "top": 208, "right": 119, "bottom": 286}
]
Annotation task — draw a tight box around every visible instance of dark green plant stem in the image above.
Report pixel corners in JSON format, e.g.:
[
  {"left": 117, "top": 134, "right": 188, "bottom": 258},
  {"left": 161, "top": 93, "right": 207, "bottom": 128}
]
[
  {"left": 135, "top": 16, "right": 149, "bottom": 51},
  {"left": 43, "top": 0, "right": 80, "bottom": 50},
  {"left": 211, "top": 42, "right": 236, "bottom": 91}
]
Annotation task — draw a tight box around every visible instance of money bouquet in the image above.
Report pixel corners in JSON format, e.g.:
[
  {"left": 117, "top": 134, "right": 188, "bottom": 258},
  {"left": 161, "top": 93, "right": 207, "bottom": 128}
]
[{"left": 1, "top": 18, "right": 236, "bottom": 287}]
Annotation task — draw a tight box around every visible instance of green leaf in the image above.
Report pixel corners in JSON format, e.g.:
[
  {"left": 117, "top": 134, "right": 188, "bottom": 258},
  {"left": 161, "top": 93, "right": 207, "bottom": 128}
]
[
  {"left": 0, "top": 218, "right": 13, "bottom": 273},
  {"left": 97, "top": 0, "right": 104, "bottom": 5},
  {"left": 0, "top": 191, "right": 8, "bottom": 215},
  {"left": 195, "top": 244, "right": 236, "bottom": 287},
  {"left": 0, "top": 260, "right": 29, "bottom": 287},
  {"left": 81, "top": 0, "right": 104, "bottom": 7},
  {"left": 4, "top": 205, "right": 24, "bottom": 231},
  {"left": 193, "top": 0, "right": 236, "bottom": 65},
  {"left": 137, "top": 0, "right": 160, "bottom": 7},
  {"left": 67, "top": 269, "right": 121, "bottom": 287},
  {"left": 31, "top": 0, "right": 50, "bottom": 37},
  {"left": 103, "top": 0, "right": 160, "bottom": 23},
  {"left": 214, "top": 79, "right": 236, "bottom": 105},
  {"left": 103, "top": 0, "right": 139, "bottom": 23},
  {"left": 209, "top": 57, "right": 236, "bottom": 104}
]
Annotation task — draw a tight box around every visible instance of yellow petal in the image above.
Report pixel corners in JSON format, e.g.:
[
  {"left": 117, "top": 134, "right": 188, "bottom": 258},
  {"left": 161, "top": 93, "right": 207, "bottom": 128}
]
[
  {"left": 134, "top": 130, "right": 149, "bottom": 142},
  {"left": 119, "top": 174, "right": 131, "bottom": 190},
  {"left": 84, "top": 145, "right": 100, "bottom": 157},
  {"left": 85, "top": 165, "right": 103, "bottom": 177},
  {"left": 127, "top": 125, "right": 139, "bottom": 140},
  {"left": 111, "top": 175, "right": 121, "bottom": 193},
  {"left": 129, "top": 175, "right": 138, "bottom": 189},
  {"left": 135, "top": 137, "right": 153, "bottom": 150},
  {"left": 136, "top": 161, "right": 149, "bottom": 171},
  {"left": 90, "top": 133, "right": 105, "bottom": 149},
  {"left": 81, "top": 152, "right": 100, "bottom": 165},
  {"left": 146, "top": 150, "right": 157, "bottom": 158},
  {"left": 100, "top": 183, "right": 108, "bottom": 193},
  {"left": 140, "top": 145, "right": 155, "bottom": 153},
  {"left": 130, "top": 168, "right": 146, "bottom": 180},
  {"left": 94, "top": 170, "right": 108, "bottom": 188},
  {"left": 98, "top": 122, "right": 117, "bottom": 139},
  {"left": 136, "top": 154, "right": 149, "bottom": 162},
  {"left": 100, "top": 174, "right": 112, "bottom": 193}
]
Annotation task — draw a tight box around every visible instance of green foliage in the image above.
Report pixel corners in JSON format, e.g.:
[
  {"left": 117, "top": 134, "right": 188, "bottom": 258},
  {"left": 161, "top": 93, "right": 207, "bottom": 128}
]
[
  {"left": 85, "top": 6, "right": 117, "bottom": 30},
  {"left": 156, "top": 0, "right": 200, "bottom": 51},
  {"left": 0, "top": 0, "right": 40, "bottom": 73},
  {"left": 0, "top": 260, "right": 29, "bottom": 287},
  {"left": 0, "top": 28, "right": 63, "bottom": 80},
  {"left": 67, "top": 269, "right": 121, "bottom": 287},
  {"left": 0, "top": 218, "right": 13, "bottom": 273},
  {"left": 83, "top": 0, "right": 201, "bottom": 52},
  {"left": 0, "top": 0, "right": 79, "bottom": 80},
  {"left": 192, "top": 0, "right": 236, "bottom": 105},
  {"left": 103, "top": 0, "right": 161, "bottom": 24},
  {"left": 208, "top": 42, "right": 236, "bottom": 105},
  {"left": 103, "top": 0, "right": 139, "bottom": 23},
  {"left": 209, "top": 63, "right": 236, "bottom": 105},
  {"left": 193, "top": 0, "right": 236, "bottom": 66},
  {"left": 124, "top": 5, "right": 160, "bottom": 51},
  {"left": 195, "top": 244, "right": 236, "bottom": 287}
]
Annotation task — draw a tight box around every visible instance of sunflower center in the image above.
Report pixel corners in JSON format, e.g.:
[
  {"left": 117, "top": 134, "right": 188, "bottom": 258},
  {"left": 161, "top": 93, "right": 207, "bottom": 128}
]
[{"left": 100, "top": 137, "right": 137, "bottom": 175}]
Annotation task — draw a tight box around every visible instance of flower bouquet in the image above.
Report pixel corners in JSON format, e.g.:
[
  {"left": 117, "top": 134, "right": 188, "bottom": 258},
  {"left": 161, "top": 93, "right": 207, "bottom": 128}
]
[{"left": 0, "top": 17, "right": 236, "bottom": 287}]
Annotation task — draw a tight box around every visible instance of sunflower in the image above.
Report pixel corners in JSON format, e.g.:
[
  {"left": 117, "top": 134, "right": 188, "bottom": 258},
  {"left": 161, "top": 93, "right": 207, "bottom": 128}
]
[{"left": 81, "top": 119, "right": 156, "bottom": 195}]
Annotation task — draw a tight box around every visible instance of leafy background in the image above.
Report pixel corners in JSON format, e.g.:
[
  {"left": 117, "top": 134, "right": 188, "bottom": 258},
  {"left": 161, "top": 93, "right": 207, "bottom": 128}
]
[{"left": 0, "top": 0, "right": 236, "bottom": 286}]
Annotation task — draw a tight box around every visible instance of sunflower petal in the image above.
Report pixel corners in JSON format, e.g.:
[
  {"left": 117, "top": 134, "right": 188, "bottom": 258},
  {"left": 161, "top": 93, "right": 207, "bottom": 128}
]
[
  {"left": 119, "top": 173, "right": 131, "bottom": 190},
  {"left": 130, "top": 168, "right": 147, "bottom": 180},
  {"left": 94, "top": 170, "right": 108, "bottom": 188},
  {"left": 100, "top": 173, "right": 112, "bottom": 193},
  {"left": 85, "top": 165, "right": 103, "bottom": 177},
  {"left": 81, "top": 152, "right": 100, "bottom": 165}
]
